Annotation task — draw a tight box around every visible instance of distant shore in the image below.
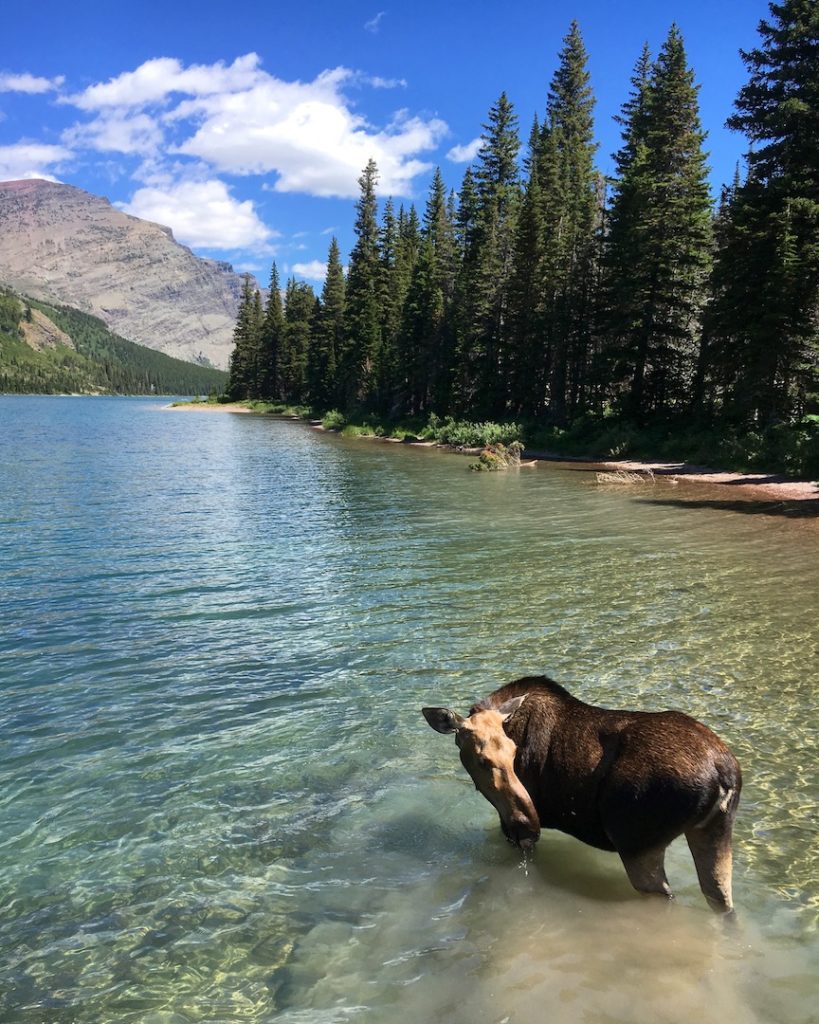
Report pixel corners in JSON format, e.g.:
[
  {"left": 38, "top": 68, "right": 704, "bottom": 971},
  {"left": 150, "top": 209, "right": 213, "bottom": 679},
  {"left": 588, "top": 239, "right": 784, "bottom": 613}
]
[{"left": 165, "top": 400, "right": 819, "bottom": 506}]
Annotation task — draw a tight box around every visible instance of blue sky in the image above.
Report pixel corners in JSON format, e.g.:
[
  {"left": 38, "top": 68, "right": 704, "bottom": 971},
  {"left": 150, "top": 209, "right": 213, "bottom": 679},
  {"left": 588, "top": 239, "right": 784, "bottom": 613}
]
[{"left": 1, "top": 0, "right": 769, "bottom": 288}]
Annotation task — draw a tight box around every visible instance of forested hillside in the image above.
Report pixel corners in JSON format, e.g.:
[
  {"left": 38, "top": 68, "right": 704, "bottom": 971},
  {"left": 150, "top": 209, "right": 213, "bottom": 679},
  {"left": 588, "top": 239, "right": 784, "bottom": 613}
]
[
  {"left": 0, "top": 289, "right": 227, "bottom": 396},
  {"left": 226, "top": 3, "right": 819, "bottom": 477}
]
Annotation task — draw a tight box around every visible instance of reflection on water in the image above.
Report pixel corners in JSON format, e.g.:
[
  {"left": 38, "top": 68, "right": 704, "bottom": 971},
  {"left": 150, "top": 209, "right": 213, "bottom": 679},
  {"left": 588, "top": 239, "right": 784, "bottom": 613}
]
[{"left": 0, "top": 397, "right": 816, "bottom": 1023}]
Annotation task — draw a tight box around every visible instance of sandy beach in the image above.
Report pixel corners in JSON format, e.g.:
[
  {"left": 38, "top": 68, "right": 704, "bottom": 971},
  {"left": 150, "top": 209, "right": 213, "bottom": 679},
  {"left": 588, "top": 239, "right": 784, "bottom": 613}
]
[{"left": 166, "top": 402, "right": 252, "bottom": 414}]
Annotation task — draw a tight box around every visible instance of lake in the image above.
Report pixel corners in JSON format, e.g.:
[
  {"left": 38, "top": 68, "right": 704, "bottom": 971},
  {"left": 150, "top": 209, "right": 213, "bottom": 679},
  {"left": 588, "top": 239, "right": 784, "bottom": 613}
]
[{"left": 0, "top": 395, "right": 817, "bottom": 1024}]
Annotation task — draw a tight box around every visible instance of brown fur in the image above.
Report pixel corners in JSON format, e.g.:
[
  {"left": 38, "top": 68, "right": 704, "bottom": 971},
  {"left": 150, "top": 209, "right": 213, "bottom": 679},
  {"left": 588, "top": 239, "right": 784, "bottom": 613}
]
[{"left": 423, "top": 676, "right": 742, "bottom": 913}]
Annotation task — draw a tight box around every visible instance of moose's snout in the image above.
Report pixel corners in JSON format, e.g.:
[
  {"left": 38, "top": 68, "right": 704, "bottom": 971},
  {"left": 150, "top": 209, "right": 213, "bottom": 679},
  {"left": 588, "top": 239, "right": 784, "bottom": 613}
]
[{"left": 502, "top": 814, "right": 541, "bottom": 850}]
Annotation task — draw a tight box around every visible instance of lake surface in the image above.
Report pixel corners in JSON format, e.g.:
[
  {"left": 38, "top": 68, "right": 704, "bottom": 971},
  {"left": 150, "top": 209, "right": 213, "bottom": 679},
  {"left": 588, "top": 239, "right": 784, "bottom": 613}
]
[{"left": 1, "top": 395, "right": 817, "bottom": 1024}]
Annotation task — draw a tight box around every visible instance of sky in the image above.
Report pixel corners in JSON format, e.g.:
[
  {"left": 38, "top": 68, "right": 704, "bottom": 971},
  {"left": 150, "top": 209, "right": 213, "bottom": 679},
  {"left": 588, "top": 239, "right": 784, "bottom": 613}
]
[{"left": 0, "top": 0, "right": 771, "bottom": 289}]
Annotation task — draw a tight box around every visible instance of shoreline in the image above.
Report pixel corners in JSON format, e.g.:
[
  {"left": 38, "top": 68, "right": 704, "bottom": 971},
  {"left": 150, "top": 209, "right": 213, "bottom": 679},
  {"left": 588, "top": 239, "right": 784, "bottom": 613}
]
[
  {"left": 166, "top": 401, "right": 819, "bottom": 505},
  {"left": 165, "top": 401, "right": 253, "bottom": 413}
]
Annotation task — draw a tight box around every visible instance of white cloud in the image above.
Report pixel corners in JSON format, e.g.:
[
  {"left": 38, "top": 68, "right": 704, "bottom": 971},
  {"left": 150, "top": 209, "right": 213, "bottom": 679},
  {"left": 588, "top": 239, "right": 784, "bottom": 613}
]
[
  {"left": 0, "top": 72, "right": 64, "bottom": 94},
  {"left": 173, "top": 69, "right": 447, "bottom": 196},
  {"left": 67, "top": 54, "right": 264, "bottom": 110},
  {"left": 292, "top": 259, "right": 328, "bottom": 281},
  {"left": 63, "top": 112, "right": 163, "bottom": 155},
  {"left": 368, "top": 76, "right": 407, "bottom": 89},
  {"left": 0, "top": 142, "right": 71, "bottom": 181},
  {"left": 446, "top": 137, "right": 482, "bottom": 163},
  {"left": 58, "top": 55, "right": 446, "bottom": 200},
  {"left": 118, "top": 179, "right": 275, "bottom": 250},
  {"left": 364, "top": 11, "right": 386, "bottom": 33}
]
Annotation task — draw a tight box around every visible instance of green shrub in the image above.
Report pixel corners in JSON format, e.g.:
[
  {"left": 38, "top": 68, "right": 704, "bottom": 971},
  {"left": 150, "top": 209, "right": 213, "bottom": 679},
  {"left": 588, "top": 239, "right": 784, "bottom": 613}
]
[
  {"left": 424, "top": 415, "right": 524, "bottom": 448},
  {"left": 322, "top": 409, "right": 347, "bottom": 431},
  {"left": 469, "top": 441, "right": 524, "bottom": 471}
]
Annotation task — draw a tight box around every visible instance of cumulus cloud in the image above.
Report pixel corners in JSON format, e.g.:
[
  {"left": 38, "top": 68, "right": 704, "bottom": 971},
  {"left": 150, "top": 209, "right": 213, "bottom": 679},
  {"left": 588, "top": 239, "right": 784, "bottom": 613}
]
[
  {"left": 118, "top": 179, "right": 275, "bottom": 250},
  {"left": 170, "top": 66, "right": 446, "bottom": 196},
  {"left": 0, "top": 143, "right": 71, "bottom": 181},
  {"left": 0, "top": 72, "right": 64, "bottom": 94},
  {"left": 63, "top": 112, "right": 163, "bottom": 155},
  {"left": 61, "top": 56, "right": 447, "bottom": 199},
  {"left": 67, "top": 54, "right": 264, "bottom": 110},
  {"left": 292, "top": 259, "right": 328, "bottom": 282},
  {"left": 446, "top": 137, "right": 482, "bottom": 163}
]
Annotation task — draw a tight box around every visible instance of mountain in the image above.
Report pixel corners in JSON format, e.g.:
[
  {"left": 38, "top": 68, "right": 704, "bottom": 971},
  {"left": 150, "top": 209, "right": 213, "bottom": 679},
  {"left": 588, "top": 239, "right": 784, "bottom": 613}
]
[
  {"left": 0, "top": 179, "right": 249, "bottom": 369},
  {"left": 0, "top": 286, "right": 227, "bottom": 395}
]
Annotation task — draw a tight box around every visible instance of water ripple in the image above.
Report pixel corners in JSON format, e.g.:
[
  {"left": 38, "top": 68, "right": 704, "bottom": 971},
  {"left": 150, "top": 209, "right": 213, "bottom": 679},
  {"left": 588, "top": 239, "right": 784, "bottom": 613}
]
[{"left": 0, "top": 397, "right": 817, "bottom": 1023}]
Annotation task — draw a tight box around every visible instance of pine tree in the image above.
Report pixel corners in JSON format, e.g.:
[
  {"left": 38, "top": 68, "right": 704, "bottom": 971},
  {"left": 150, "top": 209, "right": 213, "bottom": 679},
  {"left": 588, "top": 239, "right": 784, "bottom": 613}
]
[
  {"left": 279, "top": 278, "right": 315, "bottom": 402},
  {"left": 226, "top": 274, "right": 259, "bottom": 400},
  {"left": 374, "top": 197, "right": 400, "bottom": 409},
  {"left": 386, "top": 204, "right": 422, "bottom": 415},
  {"left": 398, "top": 169, "right": 458, "bottom": 415},
  {"left": 343, "top": 158, "right": 382, "bottom": 409},
  {"left": 599, "top": 44, "right": 653, "bottom": 406},
  {"left": 308, "top": 238, "right": 345, "bottom": 409},
  {"left": 541, "top": 21, "right": 601, "bottom": 423},
  {"left": 258, "top": 262, "right": 283, "bottom": 399},
  {"left": 707, "top": 0, "right": 819, "bottom": 423},
  {"left": 603, "top": 27, "right": 713, "bottom": 420},
  {"left": 505, "top": 159, "right": 547, "bottom": 417},
  {"left": 454, "top": 93, "right": 521, "bottom": 416}
]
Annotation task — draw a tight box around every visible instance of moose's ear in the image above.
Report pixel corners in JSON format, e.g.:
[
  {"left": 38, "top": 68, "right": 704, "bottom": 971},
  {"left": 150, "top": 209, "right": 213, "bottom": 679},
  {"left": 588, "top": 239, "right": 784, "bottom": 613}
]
[
  {"left": 422, "top": 707, "right": 465, "bottom": 734},
  {"left": 497, "top": 694, "right": 528, "bottom": 721}
]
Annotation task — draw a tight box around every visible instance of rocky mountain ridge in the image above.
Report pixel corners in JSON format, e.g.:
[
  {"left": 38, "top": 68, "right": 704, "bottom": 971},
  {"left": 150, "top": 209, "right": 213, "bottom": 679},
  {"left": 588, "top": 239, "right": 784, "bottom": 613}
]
[{"left": 0, "top": 179, "right": 248, "bottom": 368}]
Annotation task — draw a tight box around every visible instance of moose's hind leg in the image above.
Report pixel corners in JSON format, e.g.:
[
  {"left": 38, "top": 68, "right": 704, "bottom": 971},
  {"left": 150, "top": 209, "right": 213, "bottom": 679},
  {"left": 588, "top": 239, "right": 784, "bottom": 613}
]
[
  {"left": 620, "top": 845, "right": 673, "bottom": 899},
  {"left": 685, "top": 812, "right": 735, "bottom": 914}
]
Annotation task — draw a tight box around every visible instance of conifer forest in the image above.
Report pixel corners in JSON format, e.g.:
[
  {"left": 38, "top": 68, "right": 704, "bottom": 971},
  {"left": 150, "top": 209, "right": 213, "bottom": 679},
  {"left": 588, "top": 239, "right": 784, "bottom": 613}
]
[{"left": 225, "top": 4, "right": 819, "bottom": 477}]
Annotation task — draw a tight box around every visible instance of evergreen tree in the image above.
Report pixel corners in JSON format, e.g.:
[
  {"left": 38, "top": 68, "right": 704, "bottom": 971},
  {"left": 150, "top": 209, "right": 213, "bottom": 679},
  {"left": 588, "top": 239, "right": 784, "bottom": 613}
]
[
  {"left": 599, "top": 44, "right": 653, "bottom": 405},
  {"left": 399, "top": 169, "right": 458, "bottom": 414},
  {"left": 454, "top": 93, "right": 521, "bottom": 416},
  {"left": 603, "top": 27, "right": 713, "bottom": 420},
  {"left": 279, "top": 278, "right": 315, "bottom": 402},
  {"left": 386, "top": 204, "right": 423, "bottom": 415},
  {"left": 706, "top": 0, "right": 819, "bottom": 423},
  {"left": 541, "top": 21, "right": 601, "bottom": 423},
  {"left": 226, "top": 274, "right": 259, "bottom": 400},
  {"left": 258, "top": 262, "right": 283, "bottom": 399},
  {"left": 343, "top": 158, "right": 382, "bottom": 408},
  {"left": 374, "top": 197, "right": 400, "bottom": 407},
  {"left": 308, "top": 238, "right": 345, "bottom": 409},
  {"left": 505, "top": 159, "right": 547, "bottom": 417}
]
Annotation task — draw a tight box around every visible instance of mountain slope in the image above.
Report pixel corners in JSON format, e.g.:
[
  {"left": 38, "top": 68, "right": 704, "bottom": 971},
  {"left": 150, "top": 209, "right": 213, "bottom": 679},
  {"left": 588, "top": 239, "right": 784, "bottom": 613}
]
[
  {"left": 0, "top": 179, "right": 248, "bottom": 369},
  {"left": 0, "top": 288, "right": 227, "bottom": 395}
]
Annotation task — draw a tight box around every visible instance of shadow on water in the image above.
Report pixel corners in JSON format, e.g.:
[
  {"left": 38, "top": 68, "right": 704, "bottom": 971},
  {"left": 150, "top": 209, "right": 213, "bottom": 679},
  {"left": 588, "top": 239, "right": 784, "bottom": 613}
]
[{"left": 636, "top": 497, "right": 819, "bottom": 519}]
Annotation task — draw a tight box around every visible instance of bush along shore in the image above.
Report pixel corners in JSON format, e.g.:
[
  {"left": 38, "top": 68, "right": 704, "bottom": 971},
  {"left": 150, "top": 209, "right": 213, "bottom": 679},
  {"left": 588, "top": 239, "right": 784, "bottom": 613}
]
[{"left": 172, "top": 397, "right": 819, "bottom": 483}]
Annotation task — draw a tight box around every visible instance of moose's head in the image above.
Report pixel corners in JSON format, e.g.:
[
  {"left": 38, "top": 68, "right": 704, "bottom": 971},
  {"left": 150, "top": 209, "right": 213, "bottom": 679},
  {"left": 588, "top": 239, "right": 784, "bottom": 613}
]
[{"left": 422, "top": 695, "right": 540, "bottom": 850}]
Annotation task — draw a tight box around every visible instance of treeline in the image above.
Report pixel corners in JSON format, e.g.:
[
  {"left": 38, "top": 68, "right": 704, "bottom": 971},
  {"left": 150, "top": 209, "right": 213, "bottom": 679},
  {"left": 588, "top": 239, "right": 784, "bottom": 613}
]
[
  {"left": 0, "top": 290, "right": 228, "bottom": 396},
  {"left": 227, "top": 4, "right": 818, "bottom": 472}
]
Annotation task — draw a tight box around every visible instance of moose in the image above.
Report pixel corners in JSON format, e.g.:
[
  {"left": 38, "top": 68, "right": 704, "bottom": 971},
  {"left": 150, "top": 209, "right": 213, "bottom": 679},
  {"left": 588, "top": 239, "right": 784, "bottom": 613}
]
[{"left": 422, "top": 676, "right": 741, "bottom": 913}]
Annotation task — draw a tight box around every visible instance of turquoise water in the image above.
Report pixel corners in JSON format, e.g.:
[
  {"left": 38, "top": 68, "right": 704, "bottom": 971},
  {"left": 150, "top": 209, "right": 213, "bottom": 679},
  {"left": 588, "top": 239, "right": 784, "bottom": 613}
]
[{"left": 0, "top": 396, "right": 817, "bottom": 1024}]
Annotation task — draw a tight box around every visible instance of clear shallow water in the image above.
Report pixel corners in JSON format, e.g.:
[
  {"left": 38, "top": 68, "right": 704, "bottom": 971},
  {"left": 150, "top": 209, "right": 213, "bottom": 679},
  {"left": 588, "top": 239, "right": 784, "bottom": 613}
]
[{"left": 0, "top": 395, "right": 817, "bottom": 1024}]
